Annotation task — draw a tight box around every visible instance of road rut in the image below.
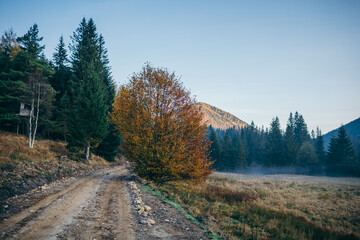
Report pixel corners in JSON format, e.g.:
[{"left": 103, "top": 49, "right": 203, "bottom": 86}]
[{"left": 0, "top": 166, "right": 135, "bottom": 240}]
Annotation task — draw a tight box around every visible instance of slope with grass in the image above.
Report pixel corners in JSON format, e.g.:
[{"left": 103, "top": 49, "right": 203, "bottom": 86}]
[{"left": 0, "top": 131, "right": 111, "bottom": 202}]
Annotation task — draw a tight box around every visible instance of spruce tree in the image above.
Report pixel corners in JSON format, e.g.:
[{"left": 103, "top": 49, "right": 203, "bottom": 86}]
[
  {"left": 221, "top": 130, "right": 234, "bottom": 170},
  {"left": 0, "top": 25, "right": 55, "bottom": 144},
  {"left": 209, "top": 126, "right": 221, "bottom": 169},
  {"left": 315, "top": 127, "right": 326, "bottom": 165},
  {"left": 264, "top": 117, "right": 284, "bottom": 166},
  {"left": 327, "top": 126, "right": 357, "bottom": 175},
  {"left": 52, "top": 36, "right": 71, "bottom": 98},
  {"left": 17, "top": 24, "right": 45, "bottom": 57},
  {"left": 51, "top": 36, "right": 72, "bottom": 140},
  {"left": 18, "top": 24, "right": 55, "bottom": 146},
  {"left": 93, "top": 33, "right": 119, "bottom": 161},
  {"left": 294, "top": 112, "right": 310, "bottom": 148},
  {"left": 68, "top": 18, "right": 113, "bottom": 161},
  {"left": 0, "top": 30, "right": 27, "bottom": 132},
  {"left": 284, "top": 113, "right": 297, "bottom": 165},
  {"left": 233, "top": 136, "right": 246, "bottom": 169}
]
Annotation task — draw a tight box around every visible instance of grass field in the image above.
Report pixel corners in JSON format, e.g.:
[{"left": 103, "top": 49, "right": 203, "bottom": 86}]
[{"left": 160, "top": 172, "right": 360, "bottom": 239}]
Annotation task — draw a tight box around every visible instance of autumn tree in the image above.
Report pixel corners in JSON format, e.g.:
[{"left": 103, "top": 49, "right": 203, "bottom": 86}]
[{"left": 111, "top": 64, "right": 213, "bottom": 184}]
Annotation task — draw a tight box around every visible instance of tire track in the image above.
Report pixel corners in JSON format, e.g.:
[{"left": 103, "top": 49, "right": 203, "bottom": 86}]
[
  {"left": 0, "top": 176, "right": 92, "bottom": 239},
  {"left": 0, "top": 166, "right": 132, "bottom": 240},
  {"left": 57, "top": 168, "right": 135, "bottom": 240},
  {"left": 10, "top": 176, "right": 100, "bottom": 240},
  {"left": 89, "top": 174, "right": 135, "bottom": 239}
]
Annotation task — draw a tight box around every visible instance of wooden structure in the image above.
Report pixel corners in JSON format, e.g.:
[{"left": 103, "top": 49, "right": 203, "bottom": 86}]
[{"left": 19, "top": 103, "right": 33, "bottom": 117}]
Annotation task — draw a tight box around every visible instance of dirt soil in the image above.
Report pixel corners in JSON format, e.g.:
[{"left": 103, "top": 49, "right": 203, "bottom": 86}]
[{"left": 0, "top": 166, "right": 209, "bottom": 239}]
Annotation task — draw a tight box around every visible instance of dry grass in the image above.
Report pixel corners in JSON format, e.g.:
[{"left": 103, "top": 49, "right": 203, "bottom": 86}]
[
  {"left": 0, "top": 131, "right": 109, "bottom": 166},
  {"left": 202, "top": 185, "right": 256, "bottom": 204},
  {"left": 0, "top": 131, "right": 66, "bottom": 164},
  {"left": 160, "top": 172, "right": 360, "bottom": 239},
  {"left": 212, "top": 172, "right": 360, "bottom": 237},
  {"left": 0, "top": 131, "right": 111, "bottom": 201}
]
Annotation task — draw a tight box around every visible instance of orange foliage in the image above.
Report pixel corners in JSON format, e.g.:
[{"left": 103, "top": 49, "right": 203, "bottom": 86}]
[{"left": 110, "top": 64, "right": 213, "bottom": 184}]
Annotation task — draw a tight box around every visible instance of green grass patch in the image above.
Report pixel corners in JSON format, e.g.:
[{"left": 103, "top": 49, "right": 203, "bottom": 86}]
[{"left": 139, "top": 184, "right": 221, "bottom": 240}]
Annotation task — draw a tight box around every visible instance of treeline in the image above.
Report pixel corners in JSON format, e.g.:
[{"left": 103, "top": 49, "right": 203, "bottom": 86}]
[
  {"left": 208, "top": 112, "right": 360, "bottom": 176},
  {"left": 0, "top": 18, "right": 120, "bottom": 161}
]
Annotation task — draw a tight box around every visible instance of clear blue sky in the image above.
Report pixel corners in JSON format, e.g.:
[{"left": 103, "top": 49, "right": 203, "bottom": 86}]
[{"left": 1, "top": 0, "right": 359, "bottom": 133}]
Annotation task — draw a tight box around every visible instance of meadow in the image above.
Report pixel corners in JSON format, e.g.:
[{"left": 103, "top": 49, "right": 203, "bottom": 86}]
[{"left": 161, "top": 172, "right": 360, "bottom": 239}]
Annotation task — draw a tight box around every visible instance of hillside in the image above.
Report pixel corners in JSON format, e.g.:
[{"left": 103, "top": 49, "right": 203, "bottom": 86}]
[
  {"left": 0, "top": 131, "right": 111, "bottom": 201},
  {"left": 323, "top": 117, "right": 360, "bottom": 149},
  {"left": 198, "top": 102, "right": 248, "bottom": 130}
]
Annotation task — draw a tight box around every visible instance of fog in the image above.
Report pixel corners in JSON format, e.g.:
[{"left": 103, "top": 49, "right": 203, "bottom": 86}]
[
  {"left": 218, "top": 166, "right": 360, "bottom": 177},
  {"left": 214, "top": 169, "right": 360, "bottom": 186},
  {"left": 220, "top": 166, "right": 328, "bottom": 176}
]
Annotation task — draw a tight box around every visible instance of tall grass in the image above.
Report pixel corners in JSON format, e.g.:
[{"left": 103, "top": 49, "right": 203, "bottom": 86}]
[{"left": 159, "top": 175, "right": 360, "bottom": 240}]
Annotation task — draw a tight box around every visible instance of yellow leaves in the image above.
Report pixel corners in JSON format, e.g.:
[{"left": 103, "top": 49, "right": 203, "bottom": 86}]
[{"left": 110, "top": 64, "right": 213, "bottom": 184}]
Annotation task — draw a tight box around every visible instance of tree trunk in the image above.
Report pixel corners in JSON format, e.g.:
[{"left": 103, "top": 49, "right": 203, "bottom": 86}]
[
  {"left": 28, "top": 98, "right": 34, "bottom": 148},
  {"left": 85, "top": 142, "right": 90, "bottom": 162},
  {"left": 31, "top": 83, "right": 41, "bottom": 148}
]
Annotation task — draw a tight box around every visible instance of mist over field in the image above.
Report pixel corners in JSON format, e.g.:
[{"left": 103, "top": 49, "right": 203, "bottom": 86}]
[
  {"left": 214, "top": 170, "right": 360, "bottom": 187},
  {"left": 218, "top": 166, "right": 360, "bottom": 178}
]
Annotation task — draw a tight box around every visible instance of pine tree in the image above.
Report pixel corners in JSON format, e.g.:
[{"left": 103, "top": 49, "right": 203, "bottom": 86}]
[
  {"left": 294, "top": 112, "right": 310, "bottom": 148},
  {"left": 68, "top": 18, "right": 111, "bottom": 160},
  {"left": 17, "top": 24, "right": 45, "bottom": 57},
  {"left": 221, "top": 130, "right": 234, "bottom": 170},
  {"left": 93, "top": 33, "right": 118, "bottom": 161},
  {"left": 51, "top": 36, "right": 72, "bottom": 140},
  {"left": 52, "top": 36, "right": 71, "bottom": 98},
  {"left": 239, "top": 129, "right": 249, "bottom": 166},
  {"left": 284, "top": 113, "right": 297, "bottom": 165},
  {"left": 327, "top": 126, "right": 357, "bottom": 174},
  {"left": 17, "top": 24, "right": 55, "bottom": 147},
  {"left": 209, "top": 126, "right": 221, "bottom": 169},
  {"left": 315, "top": 127, "right": 326, "bottom": 165},
  {"left": 0, "top": 30, "right": 27, "bottom": 132},
  {"left": 68, "top": 61, "right": 108, "bottom": 160},
  {"left": 0, "top": 25, "right": 55, "bottom": 146},
  {"left": 264, "top": 117, "right": 284, "bottom": 166},
  {"left": 233, "top": 136, "right": 246, "bottom": 169}
]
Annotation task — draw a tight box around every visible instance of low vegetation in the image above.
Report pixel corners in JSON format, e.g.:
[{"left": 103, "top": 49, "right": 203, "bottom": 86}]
[
  {"left": 158, "top": 172, "right": 360, "bottom": 239},
  {"left": 0, "top": 131, "right": 110, "bottom": 201}
]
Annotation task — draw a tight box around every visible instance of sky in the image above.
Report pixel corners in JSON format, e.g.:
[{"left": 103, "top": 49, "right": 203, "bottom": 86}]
[{"left": 1, "top": 0, "right": 359, "bottom": 134}]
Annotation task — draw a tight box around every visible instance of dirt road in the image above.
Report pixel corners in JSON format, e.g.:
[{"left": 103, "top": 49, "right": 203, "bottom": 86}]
[
  {"left": 0, "top": 166, "right": 135, "bottom": 240},
  {"left": 0, "top": 166, "right": 209, "bottom": 240}
]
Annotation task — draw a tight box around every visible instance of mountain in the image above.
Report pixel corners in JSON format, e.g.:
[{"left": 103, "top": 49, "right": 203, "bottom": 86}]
[
  {"left": 198, "top": 102, "right": 248, "bottom": 130},
  {"left": 323, "top": 117, "right": 360, "bottom": 150}
]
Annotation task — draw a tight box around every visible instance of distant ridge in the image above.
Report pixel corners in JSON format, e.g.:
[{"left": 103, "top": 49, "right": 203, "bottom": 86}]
[
  {"left": 198, "top": 102, "right": 248, "bottom": 130},
  {"left": 323, "top": 117, "right": 360, "bottom": 148}
]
